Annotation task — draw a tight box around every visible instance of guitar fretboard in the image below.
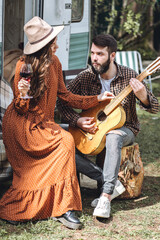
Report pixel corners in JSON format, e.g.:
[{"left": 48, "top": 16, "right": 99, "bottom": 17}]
[{"left": 103, "top": 70, "right": 149, "bottom": 116}]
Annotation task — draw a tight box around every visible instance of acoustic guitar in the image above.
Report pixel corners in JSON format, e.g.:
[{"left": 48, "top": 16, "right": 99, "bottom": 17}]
[{"left": 69, "top": 57, "right": 160, "bottom": 155}]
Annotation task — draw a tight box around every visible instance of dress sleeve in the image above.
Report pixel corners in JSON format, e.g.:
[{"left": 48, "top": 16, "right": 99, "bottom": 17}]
[
  {"left": 57, "top": 75, "right": 83, "bottom": 127},
  {"left": 13, "top": 60, "right": 30, "bottom": 114},
  {"left": 57, "top": 59, "right": 99, "bottom": 110}
]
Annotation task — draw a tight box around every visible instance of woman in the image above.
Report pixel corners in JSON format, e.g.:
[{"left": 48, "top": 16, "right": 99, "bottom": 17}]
[{"left": 0, "top": 17, "right": 114, "bottom": 229}]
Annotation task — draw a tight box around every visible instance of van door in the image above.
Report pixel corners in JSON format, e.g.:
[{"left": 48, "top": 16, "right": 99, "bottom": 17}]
[
  {"left": 24, "top": 0, "right": 42, "bottom": 45},
  {"left": 3, "top": 0, "right": 41, "bottom": 80},
  {"left": 43, "top": 0, "right": 72, "bottom": 70},
  {"left": 1, "top": 0, "right": 41, "bottom": 123},
  {"left": 69, "top": 0, "right": 91, "bottom": 70}
]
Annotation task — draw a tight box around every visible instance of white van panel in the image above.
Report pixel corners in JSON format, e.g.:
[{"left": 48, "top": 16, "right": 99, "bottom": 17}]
[
  {"left": 43, "top": 0, "right": 72, "bottom": 26},
  {"left": 24, "top": 0, "right": 39, "bottom": 47},
  {"left": 43, "top": 0, "right": 72, "bottom": 70},
  {"left": 71, "top": 0, "right": 90, "bottom": 34},
  {"left": 24, "top": 0, "right": 35, "bottom": 24},
  {"left": 56, "top": 25, "right": 70, "bottom": 70}
]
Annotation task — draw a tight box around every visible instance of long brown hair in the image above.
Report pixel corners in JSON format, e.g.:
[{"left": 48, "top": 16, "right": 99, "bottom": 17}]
[{"left": 24, "top": 38, "right": 56, "bottom": 99}]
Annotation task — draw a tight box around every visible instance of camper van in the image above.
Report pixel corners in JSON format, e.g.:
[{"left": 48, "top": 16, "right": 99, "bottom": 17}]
[{"left": 0, "top": 0, "right": 91, "bottom": 181}]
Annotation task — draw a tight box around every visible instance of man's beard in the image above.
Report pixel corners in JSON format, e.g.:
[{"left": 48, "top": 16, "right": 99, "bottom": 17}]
[{"left": 91, "top": 57, "right": 110, "bottom": 75}]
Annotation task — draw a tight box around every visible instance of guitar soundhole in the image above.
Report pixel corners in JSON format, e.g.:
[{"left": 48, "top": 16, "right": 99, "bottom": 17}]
[{"left": 97, "top": 111, "right": 107, "bottom": 121}]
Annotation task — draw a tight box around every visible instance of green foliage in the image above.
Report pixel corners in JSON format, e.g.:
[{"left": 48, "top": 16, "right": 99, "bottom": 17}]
[
  {"left": 91, "top": 0, "right": 160, "bottom": 58},
  {"left": 123, "top": 10, "right": 142, "bottom": 36}
]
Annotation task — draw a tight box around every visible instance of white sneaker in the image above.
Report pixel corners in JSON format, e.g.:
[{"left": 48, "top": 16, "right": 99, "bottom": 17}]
[
  {"left": 91, "top": 180, "right": 125, "bottom": 208},
  {"left": 111, "top": 179, "right": 125, "bottom": 200},
  {"left": 93, "top": 196, "right": 111, "bottom": 218}
]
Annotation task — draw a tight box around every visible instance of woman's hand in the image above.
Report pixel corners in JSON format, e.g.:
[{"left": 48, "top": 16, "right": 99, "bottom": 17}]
[
  {"left": 18, "top": 79, "right": 30, "bottom": 97},
  {"left": 97, "top": 91, "right": 114, "bottom": 102}
]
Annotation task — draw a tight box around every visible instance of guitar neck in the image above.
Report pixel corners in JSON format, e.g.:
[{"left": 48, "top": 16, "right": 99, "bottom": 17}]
[{"left": 104, "top": 70, "right": 149, "bottom": 116}]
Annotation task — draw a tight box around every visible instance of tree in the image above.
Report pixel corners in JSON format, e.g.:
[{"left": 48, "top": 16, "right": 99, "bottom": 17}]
[{"left": 91, "top": 0, "right": 160, "bottom": 59}]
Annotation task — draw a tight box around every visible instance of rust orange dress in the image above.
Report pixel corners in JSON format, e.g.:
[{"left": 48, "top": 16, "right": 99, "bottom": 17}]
[{"left": 0, "top": 55, "right": 99, "bottom": 222}]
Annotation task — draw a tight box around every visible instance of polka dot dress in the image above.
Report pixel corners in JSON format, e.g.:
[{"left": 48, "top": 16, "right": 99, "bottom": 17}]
[{"left": 0, "top": 55, "right": 99, "bottom": 222}]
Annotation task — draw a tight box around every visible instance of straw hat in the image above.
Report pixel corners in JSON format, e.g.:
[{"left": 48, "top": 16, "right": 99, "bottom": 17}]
[{"left": 24, "top": 16, "right": 64, "bottom": 55}]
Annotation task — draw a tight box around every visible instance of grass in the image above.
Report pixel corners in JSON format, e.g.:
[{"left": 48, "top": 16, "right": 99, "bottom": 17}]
[{"left": 0, "top": 80, "right": 160, "bottom": 240}]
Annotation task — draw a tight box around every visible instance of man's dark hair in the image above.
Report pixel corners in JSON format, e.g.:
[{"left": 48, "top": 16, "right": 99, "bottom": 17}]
[{"left": 92, "top": 34, "right": 117, "bottom": 53}]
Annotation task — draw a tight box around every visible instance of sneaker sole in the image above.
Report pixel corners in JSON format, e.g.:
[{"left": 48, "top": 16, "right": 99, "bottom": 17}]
[
  {"left": 93, "top": 211, "right": 110, "bottom": 218},
  {"left": 52, "top": 217, "right": 82, "bottom": 230}
]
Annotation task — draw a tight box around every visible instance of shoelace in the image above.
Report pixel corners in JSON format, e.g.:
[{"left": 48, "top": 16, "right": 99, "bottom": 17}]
[{"left": 97, "top": 198, "right": 110, "bottom": 209}]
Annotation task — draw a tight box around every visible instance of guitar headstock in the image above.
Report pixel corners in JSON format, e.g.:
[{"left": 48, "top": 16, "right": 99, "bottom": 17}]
[{"left": 145, "top": 57, "right": 160, "bottom": 75}]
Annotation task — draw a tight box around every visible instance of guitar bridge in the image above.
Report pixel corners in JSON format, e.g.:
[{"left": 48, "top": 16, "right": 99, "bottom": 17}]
[{"left": 79, "top": 129, "right": 93, "bottom": 140}]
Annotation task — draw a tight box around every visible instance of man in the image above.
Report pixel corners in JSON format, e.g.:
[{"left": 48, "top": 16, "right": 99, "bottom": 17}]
[{"left": 57, "top": 34, "right": 159, "bottom": 218}]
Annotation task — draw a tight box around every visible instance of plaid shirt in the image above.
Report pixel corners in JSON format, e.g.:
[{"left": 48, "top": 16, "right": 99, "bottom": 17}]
[{"left": 57, "top": 63, "right": 159, "bottom": 136}]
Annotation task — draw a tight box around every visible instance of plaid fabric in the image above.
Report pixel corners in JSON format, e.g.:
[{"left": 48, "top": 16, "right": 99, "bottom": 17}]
[
  {"left": 57, "top": 63, "right": 159, "bottom": 135},
  {"left": 0, "top": 79, "right": 13, "bottom": 182}
]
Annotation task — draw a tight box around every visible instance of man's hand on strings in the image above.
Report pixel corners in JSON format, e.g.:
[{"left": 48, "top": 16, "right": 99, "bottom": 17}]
[
  {"left": 130, "top": 78, "right": 149, "bottom": 106},
  {"left": 77, "top": 117, "right": 97, "bottom": 134}
]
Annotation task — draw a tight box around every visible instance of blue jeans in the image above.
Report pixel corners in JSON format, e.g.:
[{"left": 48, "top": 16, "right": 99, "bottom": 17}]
[
  {"left": 60, "top": 124, "right": 135, "bottom": 194},
  {"left": 102, "top": 127, "right": 135, "bottom": 194}
]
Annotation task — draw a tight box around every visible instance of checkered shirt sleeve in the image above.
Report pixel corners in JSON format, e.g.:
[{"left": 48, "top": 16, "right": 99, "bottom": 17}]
[{"left": 57, "top": 64, "right": 159, "bottom": 134}]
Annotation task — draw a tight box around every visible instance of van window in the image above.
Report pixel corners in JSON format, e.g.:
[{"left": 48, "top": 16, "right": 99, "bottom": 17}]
[
  {"left": 3, "top": 0, "right": 41, "bottom": 85},
  {"left": 4, "top": 0, "right": 25, "bottom": 51},
  {"left": 71, "top": 0, "right": 84, "bottom": 22}
]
